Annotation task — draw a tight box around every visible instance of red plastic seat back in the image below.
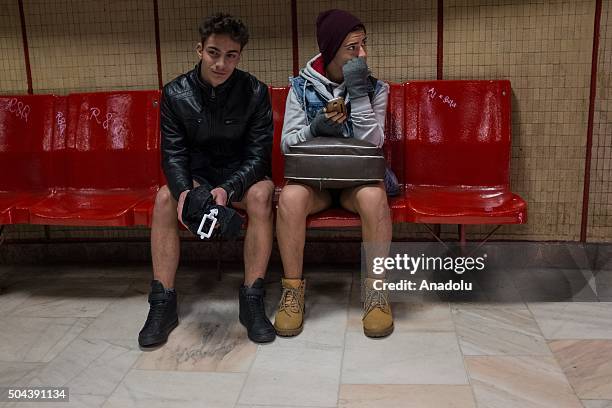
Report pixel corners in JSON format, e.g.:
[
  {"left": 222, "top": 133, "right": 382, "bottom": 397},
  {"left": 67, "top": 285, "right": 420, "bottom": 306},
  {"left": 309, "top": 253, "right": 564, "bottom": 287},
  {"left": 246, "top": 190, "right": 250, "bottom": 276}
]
[
  {"left": 60, "top": 91, "right": 161, "bottom": 190},
  {"left": 405, "top": 80, "right": 512, "bottom": 187},
  {"left": 384, "top": 83, "right": 405, "bottom": 187},
  {"left": 0, "top": 95, "right": 60, "bottom": 192},
  {"left": 270, "top": 86, "right": 289, "bottom": 188}
]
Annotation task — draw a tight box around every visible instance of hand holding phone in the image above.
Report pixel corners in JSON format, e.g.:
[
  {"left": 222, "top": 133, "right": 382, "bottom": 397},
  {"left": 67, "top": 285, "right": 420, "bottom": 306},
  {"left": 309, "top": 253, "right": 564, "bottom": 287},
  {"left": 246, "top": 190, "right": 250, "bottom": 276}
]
[
  {"left": 324, "top": 97, "right": 346, "bottom": 114},
  {"left": 310, "top": 110, "right": 344, "bottom": 137}
]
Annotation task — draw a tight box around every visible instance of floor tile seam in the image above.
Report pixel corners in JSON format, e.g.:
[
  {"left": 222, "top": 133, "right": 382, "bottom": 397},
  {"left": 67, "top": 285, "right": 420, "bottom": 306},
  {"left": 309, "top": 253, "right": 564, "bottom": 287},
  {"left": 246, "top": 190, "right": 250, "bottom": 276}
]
[
  {"left": 528, "top": 305, "right": 568, "bottom": 340},
  {"left": 100, "top": 341, "right": 147, "bottom": 407},
  {"left": 233, "top": 333, "right": 261, "bottom": 407},
  {"left": 117, "top": 279, "right": 137, "bottom": 298},
  {"left": 471, "top": 349, "right": 584, "bottom": 402},
  {"left": 547, "top": 339, "right": 612, "bottom": 401},
  {"left": 55, "top": 336, "right": 116, "bottom": 385},
  {"left": 448, "top": 301, "right": 480, "bottom": 408},
  {"left": 546, "top": 337, "right": 612, "bottom": 342},
  {"left": 0, "top": 288, "right": 34, "bottom": 316},
  {"left": 10, "top": 333, "right": 114, "bottom": 395},
  {"left": 8, "top": 284, "right": 133, "bottom": 320},
  {"left": 461, "top": 351, "right": 555, "bottom": 357},
  {"left": 0, "top": 360, "right": 45, "bottom": 366},
  {"left": 344, "top": 328, "right": 457, "bottom": 333},
  {"left": 335, "top": 292, "right": 351, "bottom": 407},
  {"left": 528, "top": 300, "right": 609, "bottom": 399},
  {"left": 114, "top": 367, "right": 249, "bottom": 407},
  {"left": 236, "top": 404, "right": 337, "bottom": 408},
  {"left": 526, "top": 301, "right": 564, "bottom": 343},
  {"left": 451, "top": 306, "right": 544, "bottom": 330},
  {"left": 33, "top": 316, "right": 96, "bottom": 364},
  {"left": 0, "top": 362, "right": 46, "bottom": 389},
  {"left": 114, "top": 278, "right": 150, "bottom": 302},
  {"left": 579, "top": 399, "right": 612, "bottom": 403},
  {"left": 250, "top": 342, "right": 344, "bottom": 351},
  {"left": 63, "top": 336, "right": 140, "bottom": 402},
  {"left": 339, "top": 382, "right": 485, "bottom": 386},
  {"left": 127, "top": 368, "right": 251, "bottom": 375},
  {"left": 447, "top": 320, "right": 544, "bottom": 341}
]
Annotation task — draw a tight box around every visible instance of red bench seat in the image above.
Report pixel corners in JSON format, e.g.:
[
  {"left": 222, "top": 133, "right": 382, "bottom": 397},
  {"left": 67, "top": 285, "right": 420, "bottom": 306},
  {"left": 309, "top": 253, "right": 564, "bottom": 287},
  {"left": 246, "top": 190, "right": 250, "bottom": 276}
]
[
  {"left": 0, "top": 95, "right": 59, "bottom": 224},
  {"left": 403, "top": 80, "right": 527, "bottom": 226},
  {"left": 1, "top": 81, "right": 526, "bottom": 238},
  {"left": 25, "top": 91, "right": 162, "bottom": 226},
  {"left": 405, "top": 185, "right": 526, "bottom": 224}
]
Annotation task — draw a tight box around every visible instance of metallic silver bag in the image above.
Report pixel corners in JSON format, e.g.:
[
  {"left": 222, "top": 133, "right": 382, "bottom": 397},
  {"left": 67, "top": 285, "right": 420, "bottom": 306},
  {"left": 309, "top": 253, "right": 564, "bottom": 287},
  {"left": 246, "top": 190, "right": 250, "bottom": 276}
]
[{"left": 284, "top": 138, "right": 386, "bottom": 189}]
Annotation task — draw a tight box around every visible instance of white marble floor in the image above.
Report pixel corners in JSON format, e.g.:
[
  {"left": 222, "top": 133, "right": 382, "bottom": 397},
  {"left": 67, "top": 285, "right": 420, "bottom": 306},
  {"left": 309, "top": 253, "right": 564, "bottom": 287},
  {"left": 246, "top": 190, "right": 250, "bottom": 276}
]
[{"left": 0, "top": 262, "right": 611, "bottom": 408}]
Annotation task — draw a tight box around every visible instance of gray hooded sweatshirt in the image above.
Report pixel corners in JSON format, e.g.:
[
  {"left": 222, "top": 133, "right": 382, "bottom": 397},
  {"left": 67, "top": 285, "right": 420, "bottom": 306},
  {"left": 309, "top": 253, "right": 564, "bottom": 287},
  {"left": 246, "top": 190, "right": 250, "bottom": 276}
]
[{"left": 280, "top": 54, "right": 390, "bottom": 154}]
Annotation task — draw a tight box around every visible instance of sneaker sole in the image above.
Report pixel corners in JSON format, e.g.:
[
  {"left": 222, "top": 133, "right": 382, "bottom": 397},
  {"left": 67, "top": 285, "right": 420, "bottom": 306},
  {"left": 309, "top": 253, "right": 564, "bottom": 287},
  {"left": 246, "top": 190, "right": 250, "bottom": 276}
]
[
  {"left": 364, "top": 323, "right": 394, "bottom": 338},
  {"left": 239, "top": 316, "right": 276, "bottom": 344},
  {"left": 138, "top": 319, "right": 179, "bottom": 347},
  {"left": 247, "top": 332, "right": 276, "bottom": 344}
]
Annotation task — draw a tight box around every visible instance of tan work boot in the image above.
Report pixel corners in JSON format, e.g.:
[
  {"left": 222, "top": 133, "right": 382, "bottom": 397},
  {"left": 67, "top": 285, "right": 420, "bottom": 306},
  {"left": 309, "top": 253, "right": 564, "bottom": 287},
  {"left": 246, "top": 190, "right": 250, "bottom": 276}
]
[
  {"left": 274, "top": 278, "right": 306, "bottom": 337},
  {"left": 362, "top": 277, "right": 394, "bottom": 338}
]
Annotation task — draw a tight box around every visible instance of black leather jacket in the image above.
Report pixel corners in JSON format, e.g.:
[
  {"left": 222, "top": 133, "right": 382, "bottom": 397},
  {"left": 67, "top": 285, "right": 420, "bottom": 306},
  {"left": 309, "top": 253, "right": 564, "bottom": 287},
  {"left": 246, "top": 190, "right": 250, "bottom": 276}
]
[{"left": 161, "top": 63, "right": 273, "bottom": 202}]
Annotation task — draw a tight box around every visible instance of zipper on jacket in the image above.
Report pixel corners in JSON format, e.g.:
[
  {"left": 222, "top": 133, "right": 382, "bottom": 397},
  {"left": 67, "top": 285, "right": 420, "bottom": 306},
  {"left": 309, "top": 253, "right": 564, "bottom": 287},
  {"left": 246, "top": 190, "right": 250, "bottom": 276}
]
[
  {"left": 209, "top": 110, "right": 214, "bottom": 143},
  {"left": 209, "top": 87, "right": 216, "bottom": 143}
]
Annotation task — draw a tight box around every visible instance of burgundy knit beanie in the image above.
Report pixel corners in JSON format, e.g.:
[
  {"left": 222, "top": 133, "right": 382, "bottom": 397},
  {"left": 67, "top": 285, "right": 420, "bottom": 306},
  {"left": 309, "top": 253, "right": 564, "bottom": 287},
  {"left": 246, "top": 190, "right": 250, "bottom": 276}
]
[{"left": 316, "top": 9, "right": 365, "bottom": 66}]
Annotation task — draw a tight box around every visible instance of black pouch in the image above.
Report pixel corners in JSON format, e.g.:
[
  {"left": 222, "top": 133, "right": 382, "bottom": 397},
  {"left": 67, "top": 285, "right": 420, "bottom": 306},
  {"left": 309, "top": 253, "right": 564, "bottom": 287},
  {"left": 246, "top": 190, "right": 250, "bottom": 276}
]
[{"left": 181, "top": 186, "right": 243, "bottom": 239}]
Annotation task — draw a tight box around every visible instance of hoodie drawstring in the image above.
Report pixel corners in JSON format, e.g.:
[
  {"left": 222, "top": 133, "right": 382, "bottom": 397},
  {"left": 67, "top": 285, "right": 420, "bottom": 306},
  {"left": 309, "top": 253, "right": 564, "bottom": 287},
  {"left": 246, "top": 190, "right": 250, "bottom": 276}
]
[{"left": 303, "top": 80, "right": 309, "bottom": 125}]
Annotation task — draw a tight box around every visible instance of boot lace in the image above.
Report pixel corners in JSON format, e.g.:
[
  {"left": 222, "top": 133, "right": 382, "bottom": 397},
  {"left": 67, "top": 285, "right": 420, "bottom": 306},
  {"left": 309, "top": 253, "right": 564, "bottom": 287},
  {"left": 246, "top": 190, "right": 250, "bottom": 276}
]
[
  {"left": 144, "top": 299, "right": 168, "bottom": 328},
  {"left": 278, "top": 287, "right": 303, "bottom": 315},
  {"left": 363, "top": 287, "right": 390, "bottom": 318},
  {"left": 246, "top": 294, "right": 266, "bottom": 320}
]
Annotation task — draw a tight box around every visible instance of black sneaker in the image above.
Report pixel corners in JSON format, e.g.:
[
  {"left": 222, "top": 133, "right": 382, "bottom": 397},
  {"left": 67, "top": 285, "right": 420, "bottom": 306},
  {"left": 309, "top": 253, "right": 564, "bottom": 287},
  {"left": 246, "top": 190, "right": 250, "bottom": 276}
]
[
  {"left": 138, "top": 280, "right": 178, "bottom": 347},
  {"left": 239, "top": 278, "right": 275, "bottom": 343}
]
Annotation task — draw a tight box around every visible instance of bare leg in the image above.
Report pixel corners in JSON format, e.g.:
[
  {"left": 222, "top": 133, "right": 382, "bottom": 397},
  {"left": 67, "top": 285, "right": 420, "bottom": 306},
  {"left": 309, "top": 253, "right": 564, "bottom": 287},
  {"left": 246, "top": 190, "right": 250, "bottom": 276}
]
[
  {"left": 340, "top": 182, "right": 392, "bottom": 277},
  {"left": 151, "top": 180, "right": 201, "bottom": 287},
  {"left": 151, "top": 185, "right": 181, "bottom": 288},
  {"left": 232, "top": 180, "right": 275, "bottom": 286},
  {"left": 276, "top": 183, "right": 331, "bottom": 279}
]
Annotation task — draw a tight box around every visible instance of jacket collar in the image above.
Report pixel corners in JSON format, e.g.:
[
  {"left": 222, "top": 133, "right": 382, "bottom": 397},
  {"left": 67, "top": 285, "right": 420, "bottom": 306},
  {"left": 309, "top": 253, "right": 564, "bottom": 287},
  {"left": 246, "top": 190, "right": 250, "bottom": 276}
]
[{"left": 191, "top": 61, "right": 238, "bottom": 102}]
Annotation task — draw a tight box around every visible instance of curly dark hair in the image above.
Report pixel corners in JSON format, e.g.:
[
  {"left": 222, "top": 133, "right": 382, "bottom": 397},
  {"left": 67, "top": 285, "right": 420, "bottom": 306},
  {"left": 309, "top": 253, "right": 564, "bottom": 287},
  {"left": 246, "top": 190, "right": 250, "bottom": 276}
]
[{"left": 199, "top": 13, "right": 249, "bottom": 50}]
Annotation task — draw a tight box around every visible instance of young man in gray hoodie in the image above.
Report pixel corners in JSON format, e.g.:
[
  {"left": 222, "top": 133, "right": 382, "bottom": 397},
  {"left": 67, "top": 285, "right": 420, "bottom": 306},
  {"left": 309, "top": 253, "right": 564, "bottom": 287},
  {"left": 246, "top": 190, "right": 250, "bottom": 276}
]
[{"left": 274, "top": 9, "right": 394, "bottom": 338}]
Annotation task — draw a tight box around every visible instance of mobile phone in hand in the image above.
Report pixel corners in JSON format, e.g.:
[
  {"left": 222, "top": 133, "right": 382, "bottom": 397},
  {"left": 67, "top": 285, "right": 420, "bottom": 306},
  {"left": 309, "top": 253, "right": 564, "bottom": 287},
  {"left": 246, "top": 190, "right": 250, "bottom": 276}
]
[{"left": 324, "top": 97, "right": 346, "bottom": 114}]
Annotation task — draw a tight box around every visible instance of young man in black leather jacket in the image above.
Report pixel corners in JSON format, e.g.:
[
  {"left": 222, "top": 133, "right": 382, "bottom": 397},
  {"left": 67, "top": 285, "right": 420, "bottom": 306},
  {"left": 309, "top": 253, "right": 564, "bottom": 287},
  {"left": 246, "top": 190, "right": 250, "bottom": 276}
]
[{"left": 138, "top": 13, "right": 276, "bottom": 347}]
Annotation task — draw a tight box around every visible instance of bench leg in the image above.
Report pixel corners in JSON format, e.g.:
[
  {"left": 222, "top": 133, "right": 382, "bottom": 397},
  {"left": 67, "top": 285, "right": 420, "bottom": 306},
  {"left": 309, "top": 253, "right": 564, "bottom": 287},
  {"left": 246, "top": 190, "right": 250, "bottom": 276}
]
[
  {"left": 425, "top": 224, "right": 502, "bottom": 256},
  {"left": 423, "top": 224, "right": 452, "bottom": 252},
  {"left": 216, "top": 239, "right": 223, "bottom": 281},
  {"left": 433, "top": 224, "right": 441, "bottom": 238},
  {"left": 472, "top": 225, "right": 502, "bottom": 252},
  {"left": 463, "top": 225, "right": 505, "bottom": 257},
  {"left": 458, "top": 224, "right": 466, "bottom": 246}
]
